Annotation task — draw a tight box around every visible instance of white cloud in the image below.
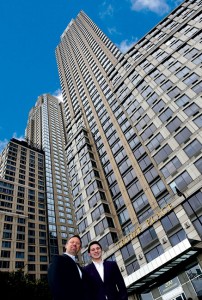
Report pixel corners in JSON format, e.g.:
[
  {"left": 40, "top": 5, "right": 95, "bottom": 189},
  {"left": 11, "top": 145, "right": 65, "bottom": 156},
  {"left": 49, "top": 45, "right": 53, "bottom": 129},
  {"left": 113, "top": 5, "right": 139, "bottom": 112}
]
[
  {"left": 117, "top": 38, "right": 137, "bottom": 53},
  {"left": 53, "top": 89, "right": 63, "bottom": 102},
  {"left": 108, "top": 27, "right": 122, "bottom": 36},
  {"left": 0, "top": 134, "right": 25, "bottom": 153},
  {"left": 131, "top": 0, "right": 170, "bottom": 15},
  {"left": 12, "top": 132, "right": 25, "bottom": 141},
  {"left": 99, "top": 4, "right": 114, "bottom": 19},
  {"left": 0, "top": 139, "right": 8, "bottom": 154}
]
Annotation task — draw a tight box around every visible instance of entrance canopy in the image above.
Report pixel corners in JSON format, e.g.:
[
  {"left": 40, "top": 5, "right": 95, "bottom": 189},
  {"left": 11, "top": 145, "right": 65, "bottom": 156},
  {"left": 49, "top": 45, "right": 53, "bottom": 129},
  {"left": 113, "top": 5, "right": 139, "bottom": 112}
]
[{"left": 125, "top": 238, "right": 202, "bottom": 294}]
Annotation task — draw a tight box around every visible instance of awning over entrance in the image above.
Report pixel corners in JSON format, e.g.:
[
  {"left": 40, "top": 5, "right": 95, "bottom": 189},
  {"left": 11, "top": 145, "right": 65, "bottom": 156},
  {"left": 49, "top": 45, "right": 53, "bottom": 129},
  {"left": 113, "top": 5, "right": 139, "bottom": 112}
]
[{"left": 125, "top": 238, "right": 202, "bottom": 294}]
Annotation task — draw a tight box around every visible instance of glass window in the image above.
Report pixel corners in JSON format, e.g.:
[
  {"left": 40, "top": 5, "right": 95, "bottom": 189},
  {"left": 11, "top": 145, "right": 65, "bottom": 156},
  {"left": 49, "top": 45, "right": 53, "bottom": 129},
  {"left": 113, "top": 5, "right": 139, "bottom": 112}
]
[
  {"left": 192, "top": 54, "right": 202, "bottom": 65},
  {"left": 183, "top": 103, "right": 200, "bottom": 117},
  {"left": 120, "top": 242, "right": 135, "bottom": 262},
  {"left": 153, "top": 99, "right": 165, "bottom": 113},
  {"left": 141, "top": 124, "right": 157, "bottom": 141},
  {"left": 174, "top": 127, "right": 192, "bottom": 144},
  {"left": 139, "top": 227, "right": 158, "bottom": 249},
  {"left": 169, "top": 229, "right": 186, "bottom": 246},
  {"left": 161, "top": 212, "right": 180, "bottom": 232},
  {"left": 145, "top": 244, "right": 164, "bottom": 262},
  {"left": 186, "top": 264, "right": 202, "bottom": 298},
  {"left": 166, "top": 117, "right": 182, "bottom": 133},
  {"left": 171, "top": 171, "right": 193, "bottom": 190},
  {"left": 133, "top": 194, "right": 149, "bottom": 213},
  {"left": 153, "top": 144, "right": 172, "bottom": 164},
  {"left": 176, "top": 67, "right": 190, "bottom": 78},
  {"left": 145, "top": 166, "right": 159, "bottom": 183},
  {"left": 126, "top": 260, "right": 140, "bottom": 275},
  {"left": 192, "top": 81, "right": 202, "bottom": 94},
  {"left": 151, "top": 179, "right": 166, "bottom": 197},
  {"left": 184, "top": 139, "right": 202, "bottom": 158},
  {"left": 118, "top": 208, "right": 130, "bottom": 225},
  {"left": 195, "top": 157, "right": 202, "bottom": 174},
  {"left": 193, "top": 115, "right": 202, "bottom": 128},
  {"left": 160, "top": 156, "right": 182, "bottom": 178},
  {"left": 146, "top": 133, "right": 164, "bottom": 152},
  {"left": 123, "top": 169, "right": 136, "bottom": 186},
  {"left": 183, "top": 73, "right": 199, "bottom": 86},
  {"left": 175, "top": 94, "right": 190, "bottom": 107},
  {"left": 167, "top": 87, "right": 181, "bottom": 99},
  {"left": 159, "top": 108, "right": 173, "bottom": 122}
]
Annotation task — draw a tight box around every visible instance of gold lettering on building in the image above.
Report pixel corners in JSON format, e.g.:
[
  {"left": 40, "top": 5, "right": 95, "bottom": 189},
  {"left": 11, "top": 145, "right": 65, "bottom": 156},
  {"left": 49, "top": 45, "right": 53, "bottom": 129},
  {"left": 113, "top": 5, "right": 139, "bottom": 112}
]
[{"left": 116, "top": 203, "right": 173, "bottom": 248}]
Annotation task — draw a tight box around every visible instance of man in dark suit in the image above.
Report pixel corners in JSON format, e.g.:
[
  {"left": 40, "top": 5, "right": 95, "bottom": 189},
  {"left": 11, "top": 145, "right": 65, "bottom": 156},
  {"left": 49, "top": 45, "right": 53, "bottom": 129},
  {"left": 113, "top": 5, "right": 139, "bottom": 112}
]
[
  {"left": 83, "top": 241, "right": 128, "bottom": 300},
  {"left": 48, "top": 235, "right": 89, "bottom": 300}
]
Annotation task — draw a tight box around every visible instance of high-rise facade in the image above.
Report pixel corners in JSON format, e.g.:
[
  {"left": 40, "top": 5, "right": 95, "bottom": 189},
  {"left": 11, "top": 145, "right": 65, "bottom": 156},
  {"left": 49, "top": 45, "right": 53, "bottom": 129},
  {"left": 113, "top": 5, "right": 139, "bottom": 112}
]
[
  {"left": 0, "top": 138, "right": 48, "bottom": 280},
  {"left": 56, "top": 0, "right": 202, "bottom": 299},
  {"left": 25, "top": 94, "right": 77, "bottom": 259}
]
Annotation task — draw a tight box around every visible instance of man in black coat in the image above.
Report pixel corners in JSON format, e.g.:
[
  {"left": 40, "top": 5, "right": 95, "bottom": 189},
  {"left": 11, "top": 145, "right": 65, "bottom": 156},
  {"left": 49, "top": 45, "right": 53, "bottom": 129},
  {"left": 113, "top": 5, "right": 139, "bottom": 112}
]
[
  {"left": 83, "top": 241, "right": 128, "bottom": 300},
  {"left": 48, "top": 235, "right": 89, "bottom": 300}
]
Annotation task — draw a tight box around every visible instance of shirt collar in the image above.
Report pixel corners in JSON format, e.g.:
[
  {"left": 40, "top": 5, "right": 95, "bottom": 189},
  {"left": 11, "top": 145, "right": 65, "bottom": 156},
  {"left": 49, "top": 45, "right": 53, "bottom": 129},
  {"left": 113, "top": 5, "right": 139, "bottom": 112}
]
[
  {"left": 92, "top": 260, "right": 103, "bottom": 266},
  {"left": 64, "top": 252, "right": 76, "bottom": 261}
]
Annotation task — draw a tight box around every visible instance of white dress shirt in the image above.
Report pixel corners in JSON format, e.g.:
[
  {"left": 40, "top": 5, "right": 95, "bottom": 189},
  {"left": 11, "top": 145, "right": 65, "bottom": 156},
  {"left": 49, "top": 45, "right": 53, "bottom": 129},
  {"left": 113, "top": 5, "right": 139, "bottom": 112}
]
[{"left": 93, "top": 260, "right": 104, "bottom": 281}]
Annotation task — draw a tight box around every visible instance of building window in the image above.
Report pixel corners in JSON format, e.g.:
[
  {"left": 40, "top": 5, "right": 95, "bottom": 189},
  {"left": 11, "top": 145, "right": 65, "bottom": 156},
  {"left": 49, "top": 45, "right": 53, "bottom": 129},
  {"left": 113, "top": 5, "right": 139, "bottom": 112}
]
[
  {"left": 169, "top": 229, "right": 186, "bottom": 246},
  {"left": 171, "top": 171, "right": 193, "bottom": 191},
  {"left": 175, "top": 94, "right": 190, "bottom": 107},
  {"left": 174, "top": 127, "right": 192, "bottom": 144},
  {"left": 166, "top": 117, "right": 182, "bottom": 133},
  {"left": 160, "top": 156, "right": 182, "bottom": 178},
  {"left": 139, "top": 227, "right": 158, "bottom": 249},
  {"left": 186, "top": 264, "right": 202, "bottom": 298},
  {"left": 153, "top": 144, "right": 172, "bottom": 164},
  {"left": 195, "top": 157, "right": 202, "bottom": 174},
  {"left": 193, "top": 115, "right": 202, "bottom": 128},
  {"left": 145, "top": 244, "right": 164, "bottom": 262},
  {"left": 183, "top": 139, "right": 202, "bottom": 158},
  {"left": 183, "top": 103, "right": 200, "bottom": 117}
]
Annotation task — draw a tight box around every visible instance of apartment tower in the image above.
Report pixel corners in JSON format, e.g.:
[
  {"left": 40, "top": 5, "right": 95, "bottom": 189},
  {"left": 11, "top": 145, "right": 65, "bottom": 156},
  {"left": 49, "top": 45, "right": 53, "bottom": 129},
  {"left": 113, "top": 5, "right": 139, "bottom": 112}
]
[
  {"left": 25, "top": 94, "right": 77, "bottom": 259},
  {"left": 56, "top": 0, "right": 202, "bottom": 299},
  {"left": 0, "top": 138, "right": 47, "bottom": 280}
]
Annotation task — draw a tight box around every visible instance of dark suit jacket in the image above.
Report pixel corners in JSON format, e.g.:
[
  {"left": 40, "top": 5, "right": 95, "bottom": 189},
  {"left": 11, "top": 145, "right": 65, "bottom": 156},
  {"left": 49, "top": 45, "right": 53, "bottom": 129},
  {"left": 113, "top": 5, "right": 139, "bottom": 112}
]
[
  {"left": 48, "top": 254, "right": 88, "bottom": 300},
  {"left": 83, "top": 260, "right": 128, "bottom": 300}
]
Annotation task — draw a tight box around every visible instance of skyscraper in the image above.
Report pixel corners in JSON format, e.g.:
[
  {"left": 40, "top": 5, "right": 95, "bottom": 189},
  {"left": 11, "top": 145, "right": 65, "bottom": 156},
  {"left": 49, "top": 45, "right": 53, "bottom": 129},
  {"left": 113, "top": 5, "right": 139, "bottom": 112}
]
[
  {"left": 56, "top": 0, "right": 202, "bottom": 299},
  {"left": 0, "top": 95, "right": 77, "bottom": 280},
  {"left": 25, "top": 94, "right": 77, "bottom": 259}
]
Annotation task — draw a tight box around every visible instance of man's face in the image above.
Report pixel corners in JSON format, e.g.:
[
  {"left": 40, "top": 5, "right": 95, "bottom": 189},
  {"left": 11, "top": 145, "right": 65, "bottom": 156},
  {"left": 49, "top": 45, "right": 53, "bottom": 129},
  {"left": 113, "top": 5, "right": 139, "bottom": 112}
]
[
  {"left": 89, "top": 244, "right": 102, "bottom": 260},
  {"left": 65, "top": 237, "right": 81, "bottom": 256}
]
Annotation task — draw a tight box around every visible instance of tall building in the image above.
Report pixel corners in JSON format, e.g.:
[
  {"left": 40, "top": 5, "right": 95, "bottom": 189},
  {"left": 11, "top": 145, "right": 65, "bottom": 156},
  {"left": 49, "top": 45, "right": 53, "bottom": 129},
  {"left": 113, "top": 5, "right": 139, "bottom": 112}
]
[
  {"left": 25, "top": 94, "right": 77, "bottom": 259},
  {"left": 0, "top": 138, "right": 48, "bottom": 280},
  {"left": 0, "top": 94, "right": 78, "bottom": 281},
  {"left": 56, "top": 0, "right": 202, "bottom": 299}
]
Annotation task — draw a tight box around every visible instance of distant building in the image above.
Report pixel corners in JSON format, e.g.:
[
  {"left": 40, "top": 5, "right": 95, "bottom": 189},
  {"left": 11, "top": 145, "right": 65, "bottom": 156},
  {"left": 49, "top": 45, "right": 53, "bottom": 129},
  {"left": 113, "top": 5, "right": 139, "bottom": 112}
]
[
  {"left": 25, "top": 94, "right": 77, "bottom": 259},
  {"left": 0, "top": 138, "right": 47, "bottom": 280},
  {"left": 0, "top": 94, "right": 77, "bottom": 281},
  {"left": 56, "top": 0, "right": 202, "bottom": 299}
]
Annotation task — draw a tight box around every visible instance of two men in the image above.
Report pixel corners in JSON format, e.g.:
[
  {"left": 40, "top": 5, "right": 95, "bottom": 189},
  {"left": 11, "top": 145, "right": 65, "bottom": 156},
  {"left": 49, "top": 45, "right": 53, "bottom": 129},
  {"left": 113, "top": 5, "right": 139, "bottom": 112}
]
[
  {"left": 84, "top": 241, "right": 128, "bottom": 300},
  {"left": 48, "top": 236, "right": 128, "bottom": 300}
]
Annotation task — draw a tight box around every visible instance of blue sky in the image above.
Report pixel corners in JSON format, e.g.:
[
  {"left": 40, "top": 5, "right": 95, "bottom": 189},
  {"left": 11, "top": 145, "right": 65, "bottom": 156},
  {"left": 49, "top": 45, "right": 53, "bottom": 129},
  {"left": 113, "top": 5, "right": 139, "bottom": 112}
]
[{"left": 0, "top": 0, "right": 184, "bottom": 153}]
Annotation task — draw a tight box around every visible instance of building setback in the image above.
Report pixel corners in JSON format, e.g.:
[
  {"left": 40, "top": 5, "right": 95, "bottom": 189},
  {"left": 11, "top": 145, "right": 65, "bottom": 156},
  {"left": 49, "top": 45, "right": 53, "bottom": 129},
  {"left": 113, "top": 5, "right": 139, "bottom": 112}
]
[{"left": 55, "top": 0, "right": 202, "bottom": 299}]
